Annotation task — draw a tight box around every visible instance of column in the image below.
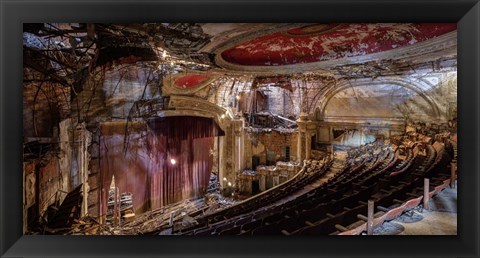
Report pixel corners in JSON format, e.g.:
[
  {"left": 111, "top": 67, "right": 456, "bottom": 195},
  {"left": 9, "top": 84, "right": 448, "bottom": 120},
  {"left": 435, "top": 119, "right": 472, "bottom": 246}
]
[
  {"left": 305, "top": 132, "right": 311, "bottom": 160},
  {"left": 296, "top": 114, "right": 307, "bottom": 164}
]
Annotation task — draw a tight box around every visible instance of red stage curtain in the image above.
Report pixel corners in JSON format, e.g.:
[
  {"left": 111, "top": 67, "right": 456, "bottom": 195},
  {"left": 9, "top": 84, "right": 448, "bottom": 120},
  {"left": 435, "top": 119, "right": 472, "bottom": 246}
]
[
  {"left": 146, "top": 116, "right": 224, "bottom": 209},
  {"left": 99, "top": 117, "right": 223, "bottom": 216},
  {"left": 99, "top": 123, "right": 150, "bottom": 216}
]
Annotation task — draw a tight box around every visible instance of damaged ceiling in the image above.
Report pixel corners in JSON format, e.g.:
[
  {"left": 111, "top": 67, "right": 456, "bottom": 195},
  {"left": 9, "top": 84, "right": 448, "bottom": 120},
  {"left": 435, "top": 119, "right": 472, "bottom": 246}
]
[
  {"left": 22, "top": 23, "right": 457, "bottom": 130},
  {"left": 23, "top": 23, "right": 457, "bottom": 78},
  {"left": 219, "top": 23, "right": 456, "bottom": 66}
]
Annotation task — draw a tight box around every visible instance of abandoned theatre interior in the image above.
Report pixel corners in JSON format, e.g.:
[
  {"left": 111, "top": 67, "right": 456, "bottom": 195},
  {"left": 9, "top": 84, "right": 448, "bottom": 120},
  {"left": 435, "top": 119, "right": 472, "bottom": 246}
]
[{"left": 22, "top": 23, "right": 458, "bottom": 236}]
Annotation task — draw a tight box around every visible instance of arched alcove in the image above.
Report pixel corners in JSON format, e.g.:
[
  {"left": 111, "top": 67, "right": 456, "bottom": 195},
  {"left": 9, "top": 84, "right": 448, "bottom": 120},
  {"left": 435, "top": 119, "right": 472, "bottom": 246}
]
[{"left": 318, "top": 78, "right": 442, "bottom": 122}]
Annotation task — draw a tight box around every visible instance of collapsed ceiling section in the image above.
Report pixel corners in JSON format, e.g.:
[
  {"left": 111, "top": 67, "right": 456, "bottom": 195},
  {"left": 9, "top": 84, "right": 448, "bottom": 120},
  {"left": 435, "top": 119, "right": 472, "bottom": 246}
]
[
  {"left": 23, "top": 23, "right": 457, "bottom": 79},
  {"left": 22, "top": 23, "right": 457, "bottom": 133}
]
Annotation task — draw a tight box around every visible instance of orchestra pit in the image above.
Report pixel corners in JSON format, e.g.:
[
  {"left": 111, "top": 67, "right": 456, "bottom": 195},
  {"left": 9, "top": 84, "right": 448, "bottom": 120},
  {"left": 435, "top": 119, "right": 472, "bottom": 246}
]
[{"left": 22, "top": 23, "right": 457, "bottom": 235}]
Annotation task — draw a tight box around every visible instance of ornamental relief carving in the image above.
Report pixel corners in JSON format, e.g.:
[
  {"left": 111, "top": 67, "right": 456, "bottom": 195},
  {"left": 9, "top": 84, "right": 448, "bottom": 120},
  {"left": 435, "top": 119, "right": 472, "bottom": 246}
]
[
  {"left": 162, "top": 72, "right": 218, "bottom": 96},
  {"left": 168, "top": 95, "right": 231, "bottom": 130}
]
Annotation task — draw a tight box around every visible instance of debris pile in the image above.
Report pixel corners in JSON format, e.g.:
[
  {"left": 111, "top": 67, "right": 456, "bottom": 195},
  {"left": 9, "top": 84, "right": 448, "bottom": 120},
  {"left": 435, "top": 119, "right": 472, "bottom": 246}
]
[
  {"left": 241, "top": 170, "right": 256, "bottom": 175},
  {"left": 206, "top": 173, "right": 220, "bottom": 193},
  {"left": 120, "top": 198, "right": 207, "bottom": 235}
]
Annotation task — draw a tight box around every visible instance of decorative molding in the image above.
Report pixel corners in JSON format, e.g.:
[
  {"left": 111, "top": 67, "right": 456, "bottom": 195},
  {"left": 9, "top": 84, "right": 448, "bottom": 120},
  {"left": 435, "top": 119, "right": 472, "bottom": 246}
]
[
  {"left": 162, "top": 72, "right": 218, "bottom": 96},
  {"left": 202, "top": 23, "right": 305, "bottom": 53},
  {"left": 213, "top": 31, "right": 457, "bottom": 75},
  {"left": 165, "top": 95, "right": 231, "bottom": 130},
  {"left": 318, "top": 77, "right": 442, "bottom": 119}
]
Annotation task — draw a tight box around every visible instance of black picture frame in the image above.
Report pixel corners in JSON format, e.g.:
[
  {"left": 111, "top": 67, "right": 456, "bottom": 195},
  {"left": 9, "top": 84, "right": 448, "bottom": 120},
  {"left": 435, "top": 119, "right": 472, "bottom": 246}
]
[{"left": 1, "top": 0, "right": 479, "bottom": 257}]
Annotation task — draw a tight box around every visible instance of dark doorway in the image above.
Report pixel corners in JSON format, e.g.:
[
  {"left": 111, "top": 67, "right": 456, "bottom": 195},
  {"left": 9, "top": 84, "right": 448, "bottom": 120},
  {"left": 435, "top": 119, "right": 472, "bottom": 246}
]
[
  {"left": 311, "top": 134, "right": 317, "bottom": 150},
  {"left": 285, "top": 146, "right": 290, "bottom": 162},
  {"left": 252, "top": 180, "right": 260, "bottom": 195},
  {"left": 252, "top": 155, "right": 260, "bottom": 170},
  {"left": 266, "top": 176, "right": 273, "bottom": 189}
]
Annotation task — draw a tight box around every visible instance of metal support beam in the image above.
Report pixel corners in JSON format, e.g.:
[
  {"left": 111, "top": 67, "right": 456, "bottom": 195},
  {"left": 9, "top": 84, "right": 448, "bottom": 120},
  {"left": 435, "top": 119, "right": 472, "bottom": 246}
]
[
  {"left": 423, "top": 178, "right": 430, "bottom": 211},
  {"left": 367, "top": 199, "right": 374, "bottom": 235}
]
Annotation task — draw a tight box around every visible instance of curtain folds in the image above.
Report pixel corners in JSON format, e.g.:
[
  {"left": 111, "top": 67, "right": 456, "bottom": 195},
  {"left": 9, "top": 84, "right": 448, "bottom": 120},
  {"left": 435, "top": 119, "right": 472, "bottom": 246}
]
[{"left": 100, "top": 117, "right": 224, "bottom": 216}]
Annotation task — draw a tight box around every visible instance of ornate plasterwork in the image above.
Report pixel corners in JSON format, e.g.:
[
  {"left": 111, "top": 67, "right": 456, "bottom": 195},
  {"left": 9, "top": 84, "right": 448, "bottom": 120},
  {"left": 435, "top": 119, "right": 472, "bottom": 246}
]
[
  {"left": 201, "top": 23, "right": 305, "bottom": 53},
  {"left": 162, "top": 72, "right": 218, "bottom": 96},
  {"left": 317, "top": 77, "right": 442, "bottom": 119},
  {"left": 153, "top": 95, "right": 239, "bottom": 193},
  {"left": 165, "top": 95, "right": 231, "bottom": 131},
  {"left": 213, "top": 31, "right": 457, "bottom": 75}
]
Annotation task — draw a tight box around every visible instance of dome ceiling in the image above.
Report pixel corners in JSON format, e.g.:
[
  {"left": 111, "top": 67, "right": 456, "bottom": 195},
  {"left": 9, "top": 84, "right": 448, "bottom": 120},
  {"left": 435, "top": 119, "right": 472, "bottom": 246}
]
[{"left": 218, "top": 23, "right": 456, "bottom": 68}]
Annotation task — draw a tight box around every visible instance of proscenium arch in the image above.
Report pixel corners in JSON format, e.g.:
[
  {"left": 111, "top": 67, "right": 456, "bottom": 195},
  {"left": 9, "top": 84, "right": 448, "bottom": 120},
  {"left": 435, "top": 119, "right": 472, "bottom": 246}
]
[
  {"left": 318, "top": 78, "right": 442, "bottom": 120},
  {"left": 162, "top": 95, "right": 232, "bottom": 131},
  {"left": 156, "top": 95, "right": 235, "bottom": 193}
]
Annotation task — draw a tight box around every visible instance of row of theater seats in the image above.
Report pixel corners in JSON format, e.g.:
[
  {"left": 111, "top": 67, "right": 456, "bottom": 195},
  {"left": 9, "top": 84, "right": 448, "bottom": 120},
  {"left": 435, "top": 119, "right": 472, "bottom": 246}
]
[
  {"left": 278, "top": 144, "right": 399, "bottom": 235},
  {"left": 172, "top": 157, "right": 334, "bottom": 235},
  {"left": 179, "top": 141, "right": 395, "bottom": 235},
  {"left": 334, "top": 133, "right": 456, "bottom": 235},
  {"left": 165, "top": 130, "right": 455, "bottom": 236}
]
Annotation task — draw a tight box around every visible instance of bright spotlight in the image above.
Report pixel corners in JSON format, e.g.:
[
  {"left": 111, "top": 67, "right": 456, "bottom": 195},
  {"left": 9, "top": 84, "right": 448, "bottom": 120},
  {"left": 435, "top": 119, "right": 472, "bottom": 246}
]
[
  {"left": 170, "top": 158, "right": 176, "bottom": 165},
  {"left": 235, "top": 95, "right": 240, "bottom": 100}
]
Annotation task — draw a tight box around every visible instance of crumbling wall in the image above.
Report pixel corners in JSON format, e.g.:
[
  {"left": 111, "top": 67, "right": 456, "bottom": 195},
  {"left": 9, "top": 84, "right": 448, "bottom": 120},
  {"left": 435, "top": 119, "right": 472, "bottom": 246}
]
[
  {"left": 87, "top": 126, "right": 101, "bottom": 217},
  {"left": 333, "top": 129, "right": 376, "bottom": 147},
  {"left": 207, "top": 78, "right": 297, "bottom": 118},
  {"left": 323, "top": 72, "right": 457, "bottom": 124},
  {"left": 23, "top": 118, "right": 73, "bottom": 228},
  {"left": 243, "top": 130, "right": 298, "bottom": 169},
  {"left": 23, "top": 82, "right": 71, "bottom": 137},
  {"left": 58, "top": 119, "right": 72, "bottom": 196},
  {"left": 266, "top": 86, "right": 292, "bottom": 117},
  {"left": 23, "top": 153, "right": 69, "bottom": 219},
  {"left": 72, "top": 65, "right": 161, "bottom": 123}
]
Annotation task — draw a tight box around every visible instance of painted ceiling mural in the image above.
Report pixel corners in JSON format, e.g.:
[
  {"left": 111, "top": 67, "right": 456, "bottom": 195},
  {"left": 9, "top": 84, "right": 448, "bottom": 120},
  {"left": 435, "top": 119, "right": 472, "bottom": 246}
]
[{"left": 220, "top": 23, "right": 456, "bottom": 66}]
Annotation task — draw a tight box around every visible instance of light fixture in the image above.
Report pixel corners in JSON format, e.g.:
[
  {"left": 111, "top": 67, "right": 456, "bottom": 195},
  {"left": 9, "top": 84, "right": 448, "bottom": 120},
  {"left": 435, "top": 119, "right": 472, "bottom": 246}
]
[
  {"left": 235, "top": 95, "right": 240, "bottom": 100},
  {"left": 223, "top": 177, "right": 227, "bottom": 181},
  {"left": 227, "top": 182, "right": 232, "bottom": 187},
  {"left": 170, "top": 158, "right": 176, "bottom": 165},
  {"left": 221, "top": 114, "right": 225, "bottom": 119}
]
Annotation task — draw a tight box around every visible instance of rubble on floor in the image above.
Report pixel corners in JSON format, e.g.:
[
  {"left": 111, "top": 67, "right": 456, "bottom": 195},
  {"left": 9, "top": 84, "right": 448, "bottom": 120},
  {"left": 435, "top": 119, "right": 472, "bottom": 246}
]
[
  {"left": 119, "top": 190, "right": 238, "bottom": 235},
  {"left": 27, "top": 174, "right": 240, "bottom": 235},
  {"left": 241, "top": 170, "right": 256, "bottom": 175},
  {"left": 120, "top": 198, "right": 206, "bottom": 235},
  {"left": 206, "top": 173, "right": 220, "bottom": 193}
]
